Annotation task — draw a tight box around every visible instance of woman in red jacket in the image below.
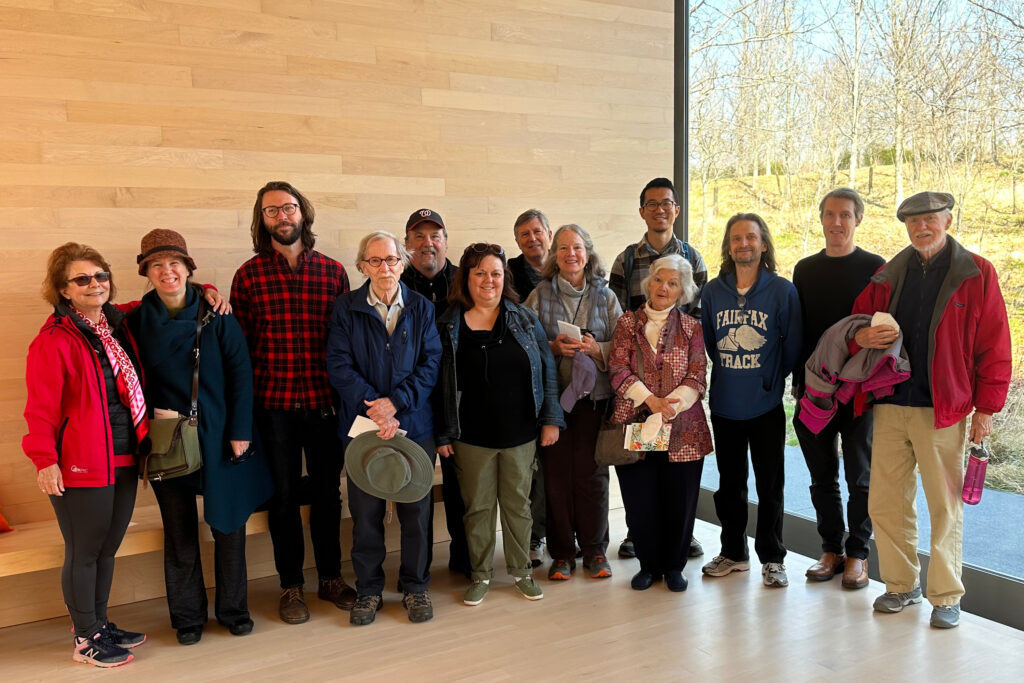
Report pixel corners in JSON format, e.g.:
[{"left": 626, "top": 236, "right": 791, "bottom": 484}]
[{"left": 23, "top": 243, "right": 148, "bottom": 668}]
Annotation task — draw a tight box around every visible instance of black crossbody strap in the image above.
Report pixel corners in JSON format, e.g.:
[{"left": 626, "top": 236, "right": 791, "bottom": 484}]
[{"left": 188, "top": 298, "right": 209, "bottom": 425}]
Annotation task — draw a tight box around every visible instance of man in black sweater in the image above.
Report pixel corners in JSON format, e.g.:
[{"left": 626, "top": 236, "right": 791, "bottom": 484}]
[{"left": 793, "top": 188, "right": 885, "bottom": 590}]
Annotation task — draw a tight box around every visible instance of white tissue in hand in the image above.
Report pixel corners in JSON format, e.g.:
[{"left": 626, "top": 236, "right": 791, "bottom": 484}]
[
  {"left": 640, "top": 412, "right": 663, "bottom": 443},
  {"left": 871, "top": 311, "right": 900, "bottom": 334}
]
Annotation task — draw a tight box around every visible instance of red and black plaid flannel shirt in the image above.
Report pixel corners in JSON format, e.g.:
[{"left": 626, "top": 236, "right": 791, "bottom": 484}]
[{"left": 230, "top": 249, "right": 349, "bottom": 411}]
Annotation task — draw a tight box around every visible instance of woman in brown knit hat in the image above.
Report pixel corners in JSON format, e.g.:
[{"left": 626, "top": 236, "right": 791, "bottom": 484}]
[{"left": 128, "top": 229, "right": 272, "bottom": 645}]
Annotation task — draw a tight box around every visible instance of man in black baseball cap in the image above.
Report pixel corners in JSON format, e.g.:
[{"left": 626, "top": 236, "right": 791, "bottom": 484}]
[{"left": 400, "top": 208, "right": 470, "bottom": 580}]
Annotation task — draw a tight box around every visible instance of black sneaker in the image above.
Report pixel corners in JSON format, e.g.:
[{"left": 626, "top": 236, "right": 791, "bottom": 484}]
[
  {"left": 102, "top": 622, "right": 146, "bottom": 648},
  {"left": 402, "top": 591, "right": 434, "bottom": 623},
  {"left": 618, "top": 536, "right": 636, "bottom": 559},
  {"left": 73, "top": 631, "right": 133, "bottom": 668}
]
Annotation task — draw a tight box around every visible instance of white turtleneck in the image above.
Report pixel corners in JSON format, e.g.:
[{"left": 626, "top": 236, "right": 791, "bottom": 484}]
[{"left": 624, "top": 302, "right": 701, "bottom": 418}]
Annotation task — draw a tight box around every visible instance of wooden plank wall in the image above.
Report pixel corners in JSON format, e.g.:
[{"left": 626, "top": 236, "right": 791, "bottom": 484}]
[{"left": 0, "top": 0, "right": 674, "bottom": 526}]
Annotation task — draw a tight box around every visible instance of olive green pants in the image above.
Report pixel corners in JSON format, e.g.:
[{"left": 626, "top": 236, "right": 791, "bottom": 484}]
[{"left": 451, "top": 440, "right": 536, "bottom": 581}]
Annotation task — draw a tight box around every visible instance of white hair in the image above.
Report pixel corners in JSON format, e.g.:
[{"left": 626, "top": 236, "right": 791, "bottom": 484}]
[{"left": 641, "top": 254, "right": 698, "bottom": 306}]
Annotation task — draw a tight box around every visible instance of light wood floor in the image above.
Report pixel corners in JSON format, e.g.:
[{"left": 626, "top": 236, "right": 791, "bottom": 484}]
[{"left": 4, "top": 509, "right": 1023, "bottom": 682}]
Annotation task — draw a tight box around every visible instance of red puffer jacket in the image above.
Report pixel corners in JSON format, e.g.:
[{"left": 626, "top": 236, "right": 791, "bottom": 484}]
[
  {"left": 852, "top": 237, "right": 1011, "bottom": 429},
  {"left": 22, "top": 306, "right": 143, "bottom": 487}
]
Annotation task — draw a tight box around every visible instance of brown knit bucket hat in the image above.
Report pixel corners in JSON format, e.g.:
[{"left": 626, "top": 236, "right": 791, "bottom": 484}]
[{"left": 137, "top": 229, "right": 197, "bottom": 275}]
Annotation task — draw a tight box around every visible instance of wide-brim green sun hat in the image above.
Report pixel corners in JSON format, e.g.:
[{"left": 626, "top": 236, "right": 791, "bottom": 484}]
[{"left": 344, "top": 432, "right": 434, "bottom": 504}]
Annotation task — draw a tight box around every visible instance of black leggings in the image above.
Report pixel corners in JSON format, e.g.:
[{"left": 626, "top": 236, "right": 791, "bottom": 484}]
[{"left": 50, "top": 466, "right": 138, "bottom": 637}]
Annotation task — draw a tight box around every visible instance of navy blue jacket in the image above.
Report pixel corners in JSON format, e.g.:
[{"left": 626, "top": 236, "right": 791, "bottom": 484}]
[
  {"left": 327, "top": 280, "right": 441, "bottom": 444},
  {"left": 700, "top": 270, "right": 802, "bottom": 420},
  {"left": 435, "top": 299, "right": 565, "bottom": 447}
]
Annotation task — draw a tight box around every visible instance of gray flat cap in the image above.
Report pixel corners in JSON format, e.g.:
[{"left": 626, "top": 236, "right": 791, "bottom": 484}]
[{"left": 896, "top": 191, "right": 954, "bottom": 222}]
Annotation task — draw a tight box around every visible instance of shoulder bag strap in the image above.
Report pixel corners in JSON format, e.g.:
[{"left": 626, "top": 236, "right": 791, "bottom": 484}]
[{"left": 188, "top": 298, "right": 209, "bottom": 425}]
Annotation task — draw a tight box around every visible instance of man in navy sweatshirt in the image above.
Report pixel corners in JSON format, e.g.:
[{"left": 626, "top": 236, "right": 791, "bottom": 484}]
[{"left": 700, "top": 213, "right": 802, "bottom": 589}]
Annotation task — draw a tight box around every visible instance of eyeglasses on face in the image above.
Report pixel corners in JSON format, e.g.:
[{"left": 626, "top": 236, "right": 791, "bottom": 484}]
[
  {"left": 643, "top": 200, "right": 678, "bottom": 211},
  {"left": 261, "top": 203, "right": 299, "bottom": 218},
  {"left": 362, "top": 256, "right": 402, "bottom": 269},
  {"left": 66, "top": 272, "right": 111, "bottom": 287}
]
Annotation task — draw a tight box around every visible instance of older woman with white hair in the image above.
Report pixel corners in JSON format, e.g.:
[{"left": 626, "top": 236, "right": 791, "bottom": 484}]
[
  {"left": 523, "top": 224, "right": 622, "bottom": 582},
  {"left": 608, "top": 254, "right": 713, "bottom": 592},
  {"left": 326, "top": 231, "right": 442, "bottom": 626}
]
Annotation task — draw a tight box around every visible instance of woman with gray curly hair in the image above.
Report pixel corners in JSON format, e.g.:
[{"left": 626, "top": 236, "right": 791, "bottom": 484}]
[
  {"left": 523, "top": 224, "right": 623, "bottom": 582},
  {"left": 608, "top": 254, "right": 712, "bottom": 592}
]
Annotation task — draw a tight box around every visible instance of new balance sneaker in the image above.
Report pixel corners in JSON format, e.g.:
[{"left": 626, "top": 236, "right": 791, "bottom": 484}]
[
  {"left": 762, "top": 562, "right": 789, "bottom": 587},
  {"left": 102, "top": 622, "right": 145, "bottom": 648},
  {"left": 529, "top": 538, "right": 545, "bottom": 568},
  {"left": 515, "top": 576, "right": 544, "bottom": 601},
  {"left": 930, "top": 604, "right": 961, "bottom": 629},
  {"left": 873, "top": 586, "right": 923, "bottom": 613},
  {"left": 350, "top": 594, "right": 383, "bottom": 626},
  {"left": 701, "top": 555, "right": 751, "bottom": 577},
  {"left": 73, "top": 631, "right": 133, "bottom": 668},
  {"left": 583, "top": 555, "right": 613, "bottom": 579},
  {"left": 463, "top": 581, "right": 490, "bottom": 606},
  {"left": 402, "top": 591, "right": 434, "bottom": 623}
]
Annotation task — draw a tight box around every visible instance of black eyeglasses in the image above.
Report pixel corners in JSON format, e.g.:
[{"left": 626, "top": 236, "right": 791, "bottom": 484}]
[
  {"left": 465, "top": 243, "right": 505, "bottom": 261},
  {"left": 737, "top": 294, "right": 746, "bottom": 310},
  {"left": 261, "top": 203, "right": 299, "bottom": 218},
  {"left": 362, "top": 256, "right": 402, "bottom": 269},
  {"left": 66, "top": 272, "right": 111, "bottom": 287},
  {"left": 642, "top": 200, "right": 678, "bottom": 211}
]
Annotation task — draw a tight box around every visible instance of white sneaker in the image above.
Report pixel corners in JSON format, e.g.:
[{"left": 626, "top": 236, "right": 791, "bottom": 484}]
[
  {"left": 762, "top": 562, "right": 789, "bottom": 587},
  {"left": 701, "top": 555, "right": 751, "bottom": 577},
  {"left": 529, "top": 538, "right": 545, "bottom": 568}
]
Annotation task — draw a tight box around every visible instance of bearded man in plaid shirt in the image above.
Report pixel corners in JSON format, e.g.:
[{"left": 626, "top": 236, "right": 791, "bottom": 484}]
[{"left": 230, "top": 181, "right": 356, "bottom": 625}]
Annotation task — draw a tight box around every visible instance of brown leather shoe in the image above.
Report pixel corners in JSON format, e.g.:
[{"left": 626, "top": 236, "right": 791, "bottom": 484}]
[
  {"left": 841, "top": 557, "right": 869, "bottom": 589},
  {"left": 805, "top": 552, "right": 846, "bottom": 581},
  {"left": 279, "top": 587, "right": 310, "bottom": 624},
  {"left": 318, "top": 577, "right": 357, "bottom": 611}
]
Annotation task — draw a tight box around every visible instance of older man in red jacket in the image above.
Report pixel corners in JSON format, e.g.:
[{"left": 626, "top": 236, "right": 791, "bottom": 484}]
[{"left": 851, "top": 191, "right": 1011, "bottom": 629}]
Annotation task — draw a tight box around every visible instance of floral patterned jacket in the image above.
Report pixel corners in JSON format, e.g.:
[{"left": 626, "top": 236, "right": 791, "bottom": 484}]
[{"left": 608, "top": 307, "right": 713, "bottom": 462}]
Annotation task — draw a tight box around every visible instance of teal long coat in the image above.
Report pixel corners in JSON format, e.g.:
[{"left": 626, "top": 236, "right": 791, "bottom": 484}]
[{"left": 128, "top": 286, "right": 273, "bottom": 533}]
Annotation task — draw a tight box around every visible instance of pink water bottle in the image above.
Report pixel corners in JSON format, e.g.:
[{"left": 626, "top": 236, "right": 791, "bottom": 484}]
[{"left": 961, "top": 441, "right": 989, "bottom": 505}]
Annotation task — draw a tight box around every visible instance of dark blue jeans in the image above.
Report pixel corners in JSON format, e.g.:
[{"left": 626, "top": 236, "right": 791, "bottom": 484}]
[{"left": 256, "top": 408, "right": 343, "bottom": 589}]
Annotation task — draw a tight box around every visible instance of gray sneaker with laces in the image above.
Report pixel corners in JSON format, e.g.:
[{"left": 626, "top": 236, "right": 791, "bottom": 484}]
[
  {"left": 873, "top": 586, "right": 923, "bottom": 613},
  {"left": 930, "top": 604, "right": 960, "bottom": 628}
]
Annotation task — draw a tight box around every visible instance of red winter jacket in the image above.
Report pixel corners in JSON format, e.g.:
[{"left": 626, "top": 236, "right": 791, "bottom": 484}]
[
  {"left": 851, "top": 237, "right": 1011, "bottom": 429},
  {"left": 22, "top": 306, "right": 143, "bottom": 487}
]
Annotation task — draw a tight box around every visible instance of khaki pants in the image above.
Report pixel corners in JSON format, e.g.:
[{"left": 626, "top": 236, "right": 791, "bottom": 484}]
[
  {"left": 451, "top": 440, "right": 536, "bottom": 582},
  {"left": 868, "top": 405, "right": 966, "bottom": 606}
]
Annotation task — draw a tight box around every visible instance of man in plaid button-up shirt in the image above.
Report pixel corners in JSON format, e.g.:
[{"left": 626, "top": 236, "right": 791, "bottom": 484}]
[{"left": 230, "top": 181, "right": 355, "bottom": 625}]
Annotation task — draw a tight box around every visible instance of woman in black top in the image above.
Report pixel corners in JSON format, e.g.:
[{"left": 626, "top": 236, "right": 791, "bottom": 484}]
[{"left": 435, "top": 243, "right": 564, "bottom": 607}]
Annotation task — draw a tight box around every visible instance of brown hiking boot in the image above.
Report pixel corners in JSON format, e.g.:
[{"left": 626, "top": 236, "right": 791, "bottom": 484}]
[
  {"left": 318, "top": 577, "right": 357, "bottom": 611},
  {"left": 279, "top": 587, "right": 310, "bottom": 624}
]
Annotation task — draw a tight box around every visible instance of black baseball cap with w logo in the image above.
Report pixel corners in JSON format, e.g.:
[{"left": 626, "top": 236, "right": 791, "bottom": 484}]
[{"left": 405, "top": 208, "right": 445, "bottom": 232}]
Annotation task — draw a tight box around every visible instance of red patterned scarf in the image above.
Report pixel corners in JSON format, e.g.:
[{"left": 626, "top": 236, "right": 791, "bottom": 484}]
[{"left": 73, "top": 308, "right": 149, "bottom": 445}]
